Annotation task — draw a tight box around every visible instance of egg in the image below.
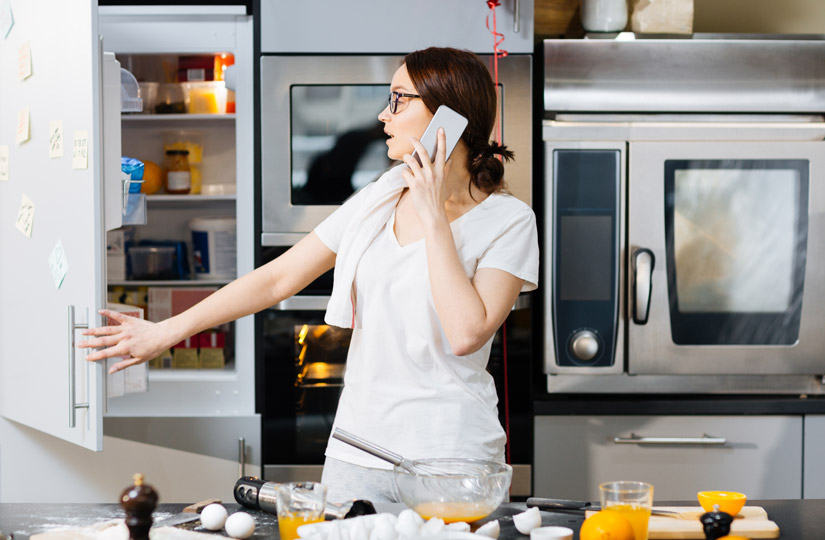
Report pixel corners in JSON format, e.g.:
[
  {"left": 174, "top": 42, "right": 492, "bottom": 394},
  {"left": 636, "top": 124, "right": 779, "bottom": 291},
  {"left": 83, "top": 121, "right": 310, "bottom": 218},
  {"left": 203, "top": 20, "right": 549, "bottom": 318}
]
[
  {"left": 445, "top": 522, "right": 470, "bottom": 532},
  {"left": 513, "top": 507, "right": 541, "bottom": 535},
  {"left": 419, "top": 517, "right": 445, "bottom": 536},
  {"left": 199, "top": 503, "right": 228, "bottom": 531},
  {"left": 475, "top": 520, "right": 500, "bottom": 538},
  {"left": 224, "top": 511, "right": 256, "bottom": 539}
]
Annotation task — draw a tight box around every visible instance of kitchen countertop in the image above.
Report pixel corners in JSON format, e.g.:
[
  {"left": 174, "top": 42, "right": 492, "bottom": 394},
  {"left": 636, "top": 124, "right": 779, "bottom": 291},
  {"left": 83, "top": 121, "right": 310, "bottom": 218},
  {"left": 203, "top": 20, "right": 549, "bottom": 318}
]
[{"left": 1, "top": 500, "right": 824, "bottom": 539}]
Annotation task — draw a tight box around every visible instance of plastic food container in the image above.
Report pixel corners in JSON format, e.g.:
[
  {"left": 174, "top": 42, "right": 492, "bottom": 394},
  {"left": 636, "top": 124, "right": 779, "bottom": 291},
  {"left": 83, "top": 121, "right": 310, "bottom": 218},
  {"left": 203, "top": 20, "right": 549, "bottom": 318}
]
[
  {"left": 190, "top": 217, "right": 236, "bottom": 280},
  {"left": 155, "top": 83, "right": 186, "bottom": 114},
  {"left": 128, "top": 246, "right": 177, "bottom": 280},
  {"left": 138, "top": 82, "right": 159, "bottom": 114},
  {"left": 181, "top": 81, "right": 228, "bottom": 114}
]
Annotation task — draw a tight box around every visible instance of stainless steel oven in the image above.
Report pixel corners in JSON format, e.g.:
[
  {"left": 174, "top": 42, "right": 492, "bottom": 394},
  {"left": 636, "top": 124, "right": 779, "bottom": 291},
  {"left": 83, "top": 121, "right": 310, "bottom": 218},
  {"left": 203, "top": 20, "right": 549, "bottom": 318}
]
[
  {"left": 541, "top": 37, "right": 825, "bottom": 394},
  {"left": 259, "top": 54, "right": 532, "bottom": 245}
]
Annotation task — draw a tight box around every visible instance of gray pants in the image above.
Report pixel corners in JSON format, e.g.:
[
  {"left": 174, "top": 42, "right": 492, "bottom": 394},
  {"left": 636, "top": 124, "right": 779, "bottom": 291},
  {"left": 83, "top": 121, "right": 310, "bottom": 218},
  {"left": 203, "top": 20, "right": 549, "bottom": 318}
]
[{"left": 321, "top": 456, "right": 403, "bottom": 504}]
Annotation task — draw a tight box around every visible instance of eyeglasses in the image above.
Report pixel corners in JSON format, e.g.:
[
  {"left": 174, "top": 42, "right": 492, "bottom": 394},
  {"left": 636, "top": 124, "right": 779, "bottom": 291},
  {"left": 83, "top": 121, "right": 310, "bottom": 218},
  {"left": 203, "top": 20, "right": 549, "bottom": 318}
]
[{"left": 388, "top": 91, "right": 420, "bottom": 114}]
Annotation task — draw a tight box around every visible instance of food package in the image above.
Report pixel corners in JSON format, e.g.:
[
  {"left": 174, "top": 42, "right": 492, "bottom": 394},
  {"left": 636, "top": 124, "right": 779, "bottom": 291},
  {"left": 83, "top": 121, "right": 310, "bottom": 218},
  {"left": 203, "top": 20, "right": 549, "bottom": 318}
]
[
  {"left": 199, "top": 331, "right": 226, "bottom": 369},
  {"left": 172, "top": 336, "right": 199, "bottom": 369},
  {"left": 105, "top": 303, "right": 148, "bottom": 397},
  {"left": 630, "top": 0, "right": 694, "bottom": 34},
  {"left": 162, "top": 130, "right": 204, "bottom": 194}
]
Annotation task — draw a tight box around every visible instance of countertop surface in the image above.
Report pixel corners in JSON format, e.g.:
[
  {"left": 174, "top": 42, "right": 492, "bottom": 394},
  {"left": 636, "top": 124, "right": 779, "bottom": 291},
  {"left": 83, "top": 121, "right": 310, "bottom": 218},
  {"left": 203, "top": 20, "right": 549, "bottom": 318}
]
[{"left": 1, "top": 500, "right": 824, "bottom": 539}]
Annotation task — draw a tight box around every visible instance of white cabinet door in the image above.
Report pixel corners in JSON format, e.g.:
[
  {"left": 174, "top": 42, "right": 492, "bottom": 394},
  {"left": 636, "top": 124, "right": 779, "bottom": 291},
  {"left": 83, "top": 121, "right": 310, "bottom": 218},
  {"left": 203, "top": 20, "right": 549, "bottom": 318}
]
[
  {"left": 260, "top": 0, "right": 534, "bottom": 54},
  {"left": 0, "top": 0, "right": 106, "bottom": 451},
  {"left": 534, "top": 415, "right": 803, "bottom": 500}
]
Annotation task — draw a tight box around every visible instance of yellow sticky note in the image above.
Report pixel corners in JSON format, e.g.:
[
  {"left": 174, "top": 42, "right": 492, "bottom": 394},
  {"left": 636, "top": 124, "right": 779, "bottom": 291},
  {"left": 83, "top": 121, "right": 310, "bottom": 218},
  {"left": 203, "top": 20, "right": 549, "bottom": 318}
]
[
  {"left": 15, "top": 193, "right": 34, "bottom": 238},
  {"left": 16, "top": 107, "right": 29, "bottom": 144},
  {"left": 49, "top": 120, "right": 63, "bottom": 158},
  {"left": 0, "top": 145, "right": 8, "bottom": 181},
  {"left": 72, "top": 130, "right": 88, "bottom": 169},
  {"left": 17, "top": 40, "right": 31, "bottom": 80}
]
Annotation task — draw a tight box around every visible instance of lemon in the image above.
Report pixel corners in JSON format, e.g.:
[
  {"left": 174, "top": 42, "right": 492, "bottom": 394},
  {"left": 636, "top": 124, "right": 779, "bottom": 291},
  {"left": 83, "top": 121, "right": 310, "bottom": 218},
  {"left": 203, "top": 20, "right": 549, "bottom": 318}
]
[{"left": 580, "top": 511, "right": 636, "bottom": 540}]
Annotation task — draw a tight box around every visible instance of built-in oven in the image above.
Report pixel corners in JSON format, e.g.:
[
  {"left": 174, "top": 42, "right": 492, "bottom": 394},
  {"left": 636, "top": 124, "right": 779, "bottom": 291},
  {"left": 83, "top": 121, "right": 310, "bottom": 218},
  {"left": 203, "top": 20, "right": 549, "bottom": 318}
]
[
  {"left": 540, "top": 37, "right": 825, "bottom": 394},
  {"left": 259, "top": 53, "right": 532, "bottom": 245}
]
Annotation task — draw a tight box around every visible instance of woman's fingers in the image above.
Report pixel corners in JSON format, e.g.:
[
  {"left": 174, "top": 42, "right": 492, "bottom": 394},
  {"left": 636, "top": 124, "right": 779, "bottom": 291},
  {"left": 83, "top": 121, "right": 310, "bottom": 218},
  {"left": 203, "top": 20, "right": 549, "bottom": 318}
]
[
  {"left": 80, "top": 325, "right": 122, "bottom": 339},
  {"left": 434, "top": 128, "right": 446, "bottom": 169},
  {"left": 107, "top": 356, "right": 144, "bottom": 374},
  {"left": 85, "top": 342, "right": 130, "bottom": 363}
]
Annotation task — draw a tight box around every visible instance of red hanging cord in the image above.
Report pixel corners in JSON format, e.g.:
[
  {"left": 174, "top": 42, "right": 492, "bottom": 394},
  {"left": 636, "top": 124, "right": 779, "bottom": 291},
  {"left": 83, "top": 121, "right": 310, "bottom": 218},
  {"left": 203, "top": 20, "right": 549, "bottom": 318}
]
[
  {"left": 486, "top": 0, "right": 508, "bottom": 145},
  {"left": 486, "top": 0, "right": 512, "bottom": 467}
]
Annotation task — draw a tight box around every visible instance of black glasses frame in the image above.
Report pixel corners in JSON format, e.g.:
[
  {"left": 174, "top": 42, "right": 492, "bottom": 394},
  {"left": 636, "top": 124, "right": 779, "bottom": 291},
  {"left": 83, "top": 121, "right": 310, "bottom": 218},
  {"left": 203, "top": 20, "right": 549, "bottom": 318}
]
[{"left": 388, "top": 91, "right": 420, "bottom": 114}]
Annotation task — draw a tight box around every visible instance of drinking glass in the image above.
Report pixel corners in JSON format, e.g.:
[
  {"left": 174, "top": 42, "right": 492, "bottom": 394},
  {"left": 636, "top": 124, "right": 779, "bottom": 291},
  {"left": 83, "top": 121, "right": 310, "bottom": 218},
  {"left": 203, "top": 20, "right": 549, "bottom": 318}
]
[
  {"left": 276, "top": 481, "right": 327, "bottom": 540},
  {"left": 599, "top": 481, "right": 654, "bottom": 540}
]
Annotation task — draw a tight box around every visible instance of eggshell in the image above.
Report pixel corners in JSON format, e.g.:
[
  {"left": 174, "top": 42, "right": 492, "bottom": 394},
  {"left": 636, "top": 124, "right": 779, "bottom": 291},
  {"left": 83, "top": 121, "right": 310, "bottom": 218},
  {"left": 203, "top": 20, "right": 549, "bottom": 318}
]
[
  {"left": 513, "top": 507, "right": 541, "bottom": 535},
  {"left": 475, "top": 520, "right": 500, "bottom": 538},
  {"left": 445, "top": 522, "right": 471, "bottom": 532},
  {"left": 199, "top": 503, "right": 228, "bottom": 531},
  {"left": 224, "top": 511, "right": 256, "bottom": 539},
  {"left": 350, "top": 517, "right": 370, "bottom": 540},
  {"left": 420, "top": 517, "right": 445, "bottom": 536},
  {"left": 395, "top": 509, "right": 424, "bottom": 537}
]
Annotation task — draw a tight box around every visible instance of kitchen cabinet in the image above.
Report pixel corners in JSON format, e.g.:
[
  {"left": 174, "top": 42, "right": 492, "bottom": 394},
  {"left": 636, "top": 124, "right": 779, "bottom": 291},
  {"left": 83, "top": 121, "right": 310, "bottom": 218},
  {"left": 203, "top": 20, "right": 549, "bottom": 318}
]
[
  {"left": 260, "top": 0, "right": 534, "bottom": 54},
  {"left": 0, "top": 2, "right": 256, "bottom": 501},
  {"left": 803, "top": 414, "right": 825, "bottom": 498},
  {"left": 534, "top": 415, "right": 803, "bottom": 500}
]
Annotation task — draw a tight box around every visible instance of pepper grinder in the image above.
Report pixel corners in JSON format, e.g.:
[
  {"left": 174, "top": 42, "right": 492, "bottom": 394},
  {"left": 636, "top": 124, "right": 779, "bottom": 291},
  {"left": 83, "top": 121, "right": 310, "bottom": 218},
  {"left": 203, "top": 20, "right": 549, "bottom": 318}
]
[
  {"left": 700, "top": 504, "right": 734, "bottom": 540},
  {"left": 120, "top": 473, "right": 158, "bottom": 540}
]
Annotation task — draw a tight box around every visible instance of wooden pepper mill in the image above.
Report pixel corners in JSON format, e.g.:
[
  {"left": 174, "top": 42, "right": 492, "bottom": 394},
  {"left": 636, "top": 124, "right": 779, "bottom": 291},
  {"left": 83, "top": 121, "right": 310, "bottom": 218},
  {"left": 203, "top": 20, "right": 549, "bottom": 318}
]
[{"left": 120, "top": 473, "right": 158, "bottom": 540}]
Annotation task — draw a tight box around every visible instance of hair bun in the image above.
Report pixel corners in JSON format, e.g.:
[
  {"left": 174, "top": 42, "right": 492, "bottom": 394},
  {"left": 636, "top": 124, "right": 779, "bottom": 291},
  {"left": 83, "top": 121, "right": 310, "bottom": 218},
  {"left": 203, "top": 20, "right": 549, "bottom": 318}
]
[{"left": 470, "top": 141, "right": 514, "bottom": 194}]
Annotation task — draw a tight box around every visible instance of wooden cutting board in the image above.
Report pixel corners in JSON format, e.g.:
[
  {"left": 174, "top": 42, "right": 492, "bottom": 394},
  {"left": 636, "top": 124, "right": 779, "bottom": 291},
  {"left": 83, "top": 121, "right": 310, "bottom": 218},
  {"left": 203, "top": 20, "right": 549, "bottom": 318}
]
[{"left": 586, "top": 506, "right": 780, "bottom": 539}]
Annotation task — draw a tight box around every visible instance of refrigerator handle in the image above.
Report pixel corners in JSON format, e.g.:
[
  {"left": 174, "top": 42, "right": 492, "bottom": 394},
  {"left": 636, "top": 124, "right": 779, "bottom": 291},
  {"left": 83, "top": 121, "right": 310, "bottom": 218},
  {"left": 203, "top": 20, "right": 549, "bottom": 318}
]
[
  {"left": 632, "top": 248, "right": 655, "bottom": 325},
  {"left": 68, "top": 305, "right": 90, "bottom": 428}
]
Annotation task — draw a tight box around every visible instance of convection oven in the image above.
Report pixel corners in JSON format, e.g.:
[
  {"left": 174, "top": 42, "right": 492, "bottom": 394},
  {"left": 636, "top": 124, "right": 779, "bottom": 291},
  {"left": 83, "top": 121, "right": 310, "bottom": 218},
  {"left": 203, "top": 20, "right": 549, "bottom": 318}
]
[{"left": 541, "top": 37, "right": 825, "bottom": 394}]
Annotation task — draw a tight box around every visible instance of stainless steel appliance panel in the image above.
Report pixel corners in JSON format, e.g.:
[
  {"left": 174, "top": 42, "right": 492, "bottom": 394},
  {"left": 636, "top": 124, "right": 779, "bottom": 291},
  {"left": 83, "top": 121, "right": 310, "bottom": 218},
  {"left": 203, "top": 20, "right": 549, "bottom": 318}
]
[
  {"left": 543, "top": 141, "right": 626, "bottom": 376},
  {"left": 628, "top": 141, "right": 825, "bottom": 375},
  {"left": 543, "top": 39, "right": 825, "bottom": 114}
]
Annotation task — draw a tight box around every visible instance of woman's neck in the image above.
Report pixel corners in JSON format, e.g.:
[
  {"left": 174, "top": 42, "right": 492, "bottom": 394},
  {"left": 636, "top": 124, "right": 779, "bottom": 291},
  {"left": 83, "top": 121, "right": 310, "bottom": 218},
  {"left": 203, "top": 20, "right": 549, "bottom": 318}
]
[{"left": 443, "top": 142, "right": 484, "bottom": 207}]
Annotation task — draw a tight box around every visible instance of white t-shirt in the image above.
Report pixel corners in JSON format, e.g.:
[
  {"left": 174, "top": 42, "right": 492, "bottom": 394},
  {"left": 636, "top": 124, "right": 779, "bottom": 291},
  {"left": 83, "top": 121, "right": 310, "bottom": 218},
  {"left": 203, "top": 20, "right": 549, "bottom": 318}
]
[{"left": 314, "top": 183, "right": 539, "bottom": 470}]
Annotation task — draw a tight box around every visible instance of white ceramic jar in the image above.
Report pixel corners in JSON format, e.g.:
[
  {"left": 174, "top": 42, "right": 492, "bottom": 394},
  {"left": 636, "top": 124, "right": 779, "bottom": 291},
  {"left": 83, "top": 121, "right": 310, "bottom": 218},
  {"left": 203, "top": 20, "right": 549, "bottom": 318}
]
[{"left": 581, "top": 0, "right": 628, "bottom": 32}]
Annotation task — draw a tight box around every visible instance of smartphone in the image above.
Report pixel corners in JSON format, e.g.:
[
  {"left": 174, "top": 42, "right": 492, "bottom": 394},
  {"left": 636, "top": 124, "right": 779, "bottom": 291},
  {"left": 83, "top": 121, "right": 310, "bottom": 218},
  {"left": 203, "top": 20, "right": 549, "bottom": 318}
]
[{"left": 411, "top": 105, "right": 469, "bottom": 166}]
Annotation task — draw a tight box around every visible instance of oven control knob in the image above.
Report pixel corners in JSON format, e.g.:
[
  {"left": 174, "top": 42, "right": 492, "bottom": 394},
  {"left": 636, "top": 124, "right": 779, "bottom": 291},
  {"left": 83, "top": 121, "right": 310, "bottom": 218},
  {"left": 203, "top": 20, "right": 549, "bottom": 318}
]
[{"left": 570, "top": 330, "right": 600, "bottom": 361}]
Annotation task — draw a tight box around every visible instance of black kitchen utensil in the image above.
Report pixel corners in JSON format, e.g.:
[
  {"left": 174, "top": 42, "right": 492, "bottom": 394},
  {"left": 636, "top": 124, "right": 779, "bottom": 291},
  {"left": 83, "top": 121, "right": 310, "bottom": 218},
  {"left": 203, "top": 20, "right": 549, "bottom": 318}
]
[
  {"left": 526, "top": 497, "right": 681, "bottom": 517},
  {"left": 234, "top": 476, "right": 376, "bottom": 519}
]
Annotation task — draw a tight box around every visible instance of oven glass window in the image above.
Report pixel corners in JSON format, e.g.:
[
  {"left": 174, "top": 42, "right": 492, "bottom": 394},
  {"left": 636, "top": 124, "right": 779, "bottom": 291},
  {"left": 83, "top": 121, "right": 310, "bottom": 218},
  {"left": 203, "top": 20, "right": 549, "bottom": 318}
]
[
  {"left": 290, "top": 85, "right": 392, "bottom": 205},
  {"left": 665, "top": 159, "right": 809, "bottom": 345}
]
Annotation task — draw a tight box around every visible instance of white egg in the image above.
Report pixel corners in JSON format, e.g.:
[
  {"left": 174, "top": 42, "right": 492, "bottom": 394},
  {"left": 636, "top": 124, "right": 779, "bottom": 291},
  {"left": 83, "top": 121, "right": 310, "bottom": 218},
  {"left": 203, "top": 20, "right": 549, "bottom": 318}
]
[
  {"left": 445, "top": 522, "right": 471, "bottom": 532},
  {"left": 419, "top": 517, "right": 445, "bottom": 536},
  {"left": 199, "top": 503, "right": 228, "bottom": 531},
  {"left": 513, "top": 507, "right": 541, "bottom": 535},
  {"left": 224, "top": 511, "right": 256, "bottom": 539},
  {"left": 395, "top": 509, "right": 424, "bottom": 538},
  {"left": 369, "top": 519, "right": 397, "bottom": 540},
  {"left": 475, "top": 520, "right": 500, "bottom": 538}
]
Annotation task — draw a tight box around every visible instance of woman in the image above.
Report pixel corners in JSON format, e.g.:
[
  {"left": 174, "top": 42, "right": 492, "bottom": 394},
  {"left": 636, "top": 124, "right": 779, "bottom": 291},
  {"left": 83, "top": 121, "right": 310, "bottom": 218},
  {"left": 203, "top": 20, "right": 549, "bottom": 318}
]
[{"left": 80, "top": 47, "right": 538, "bottom": 503}]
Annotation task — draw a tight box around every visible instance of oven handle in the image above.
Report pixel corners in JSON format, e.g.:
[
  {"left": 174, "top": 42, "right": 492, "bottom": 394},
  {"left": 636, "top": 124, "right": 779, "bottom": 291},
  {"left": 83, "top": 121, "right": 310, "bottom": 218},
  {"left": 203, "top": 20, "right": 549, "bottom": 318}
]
[
  {"left": 632, "top": 248, "right": 655, "bottom": 325},
  {"left": 271, "top": 295, "right": 330, "bottom": 311},
  {"left": 613, "top": 434, "right": 727, "bottom": 446}
]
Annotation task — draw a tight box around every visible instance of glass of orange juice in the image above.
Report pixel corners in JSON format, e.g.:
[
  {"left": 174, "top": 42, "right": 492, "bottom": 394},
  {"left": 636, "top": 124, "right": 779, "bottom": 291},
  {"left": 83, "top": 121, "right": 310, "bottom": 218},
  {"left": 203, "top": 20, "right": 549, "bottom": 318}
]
[
  {"left": 276, "top": 481, "right": 328, "bottom": 540},
  {"left": 599, "top": 481, "right": 654, "bottom": 540}
]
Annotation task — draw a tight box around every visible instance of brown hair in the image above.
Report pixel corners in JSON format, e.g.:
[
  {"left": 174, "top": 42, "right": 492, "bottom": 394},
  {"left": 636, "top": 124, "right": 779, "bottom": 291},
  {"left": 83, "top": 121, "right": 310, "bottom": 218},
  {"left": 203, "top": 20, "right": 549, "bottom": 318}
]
[{"left": 404, "top": 47, "right": 514, "bottom": 195}]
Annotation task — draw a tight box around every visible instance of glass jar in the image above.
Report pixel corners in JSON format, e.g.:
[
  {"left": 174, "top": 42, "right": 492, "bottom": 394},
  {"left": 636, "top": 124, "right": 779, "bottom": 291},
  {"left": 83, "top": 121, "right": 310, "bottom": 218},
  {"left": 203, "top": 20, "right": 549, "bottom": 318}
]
[
  {"left": 581, "top": 0, "right": 628, "bottom": 33},
  {"left": 164, "top": 149, "right": 191, "bottom": 194}
]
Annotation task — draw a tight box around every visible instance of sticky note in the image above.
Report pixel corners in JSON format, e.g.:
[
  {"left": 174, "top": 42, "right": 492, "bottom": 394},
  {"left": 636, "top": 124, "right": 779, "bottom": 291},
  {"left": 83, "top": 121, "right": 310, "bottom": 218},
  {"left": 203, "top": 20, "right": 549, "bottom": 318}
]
[
  {"left": 15, "top": 193, "right": 34, "bottom": 238},
  {"left": 0, "top": 0, "right": 13, "bottom": 39},
  {"left": 0, "top": 145, "right": 8, "bottom": 181},
  {"left": 16, "top": 107, "right": 29, "bottom": 144},
  {"left": 49, "top": 238, "right": 69, "bottom": 289},
  {"left": 72, "top": 130, "right": 88, "bottom": 169},
  {"left": 18, "top": 40, "right": 31, "bottom": 80},
  {"left": 49, "top": 120, "right": 63, "bottom": 158}
]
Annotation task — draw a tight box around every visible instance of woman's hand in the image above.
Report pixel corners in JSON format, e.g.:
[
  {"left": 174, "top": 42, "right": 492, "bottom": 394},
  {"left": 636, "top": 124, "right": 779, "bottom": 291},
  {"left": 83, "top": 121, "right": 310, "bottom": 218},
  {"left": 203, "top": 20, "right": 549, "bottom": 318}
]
[
  {"left": 78, "top": 309, "right": 177, "bottom": 374},
  {"left": 401, "top": 128, "right": 450, "bottom": 228}
]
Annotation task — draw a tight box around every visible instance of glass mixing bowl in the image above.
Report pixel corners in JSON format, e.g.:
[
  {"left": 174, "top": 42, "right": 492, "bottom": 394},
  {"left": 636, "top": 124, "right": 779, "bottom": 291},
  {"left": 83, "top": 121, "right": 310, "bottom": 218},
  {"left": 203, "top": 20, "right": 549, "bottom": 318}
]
[{"left": 393, "top": 458, "right": 512, "bottom": 523}]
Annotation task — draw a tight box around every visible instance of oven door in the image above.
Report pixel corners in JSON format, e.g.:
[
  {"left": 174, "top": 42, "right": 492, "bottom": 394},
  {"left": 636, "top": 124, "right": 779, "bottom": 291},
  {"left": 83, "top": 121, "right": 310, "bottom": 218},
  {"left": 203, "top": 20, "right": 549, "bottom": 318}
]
[{"left": 628, "top": 140, "right": 825, "bottom": 374}]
